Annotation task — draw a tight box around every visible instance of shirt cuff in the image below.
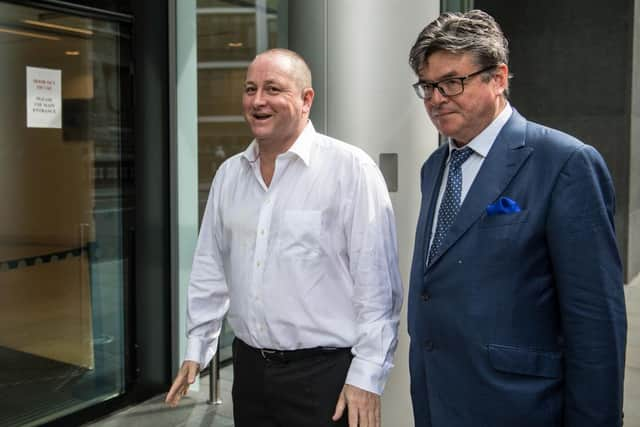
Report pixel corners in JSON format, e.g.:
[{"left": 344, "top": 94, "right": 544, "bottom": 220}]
[
  {"left": 185, "top": 336, "right": 218, "bottom": 369},
  {"left": 345, "top": 355, "right": 388, "bottom": 395}
]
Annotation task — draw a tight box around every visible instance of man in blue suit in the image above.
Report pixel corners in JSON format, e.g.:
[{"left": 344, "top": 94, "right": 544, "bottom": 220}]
[{"left": 407, "top": 10, "right": 627, "bottom": 427}]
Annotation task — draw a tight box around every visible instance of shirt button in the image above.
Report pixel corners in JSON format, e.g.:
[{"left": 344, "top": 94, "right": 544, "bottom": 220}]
[
  {"left": 424, "top": 340, "right": 434, "bottom": 351},
  {"left": 421, "top": 292, "right": 430, "bottom": 301},
  {"left": 260, "top": 229, "right": 265, "bottom": 236},
  {"left": 256, "top": 261, "right": 261, "bottom": 267}
]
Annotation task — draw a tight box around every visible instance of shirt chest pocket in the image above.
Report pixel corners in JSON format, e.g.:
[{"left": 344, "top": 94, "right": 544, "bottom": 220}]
[{"left": 278, "top": 210, "right": 323, "bottom": 259}]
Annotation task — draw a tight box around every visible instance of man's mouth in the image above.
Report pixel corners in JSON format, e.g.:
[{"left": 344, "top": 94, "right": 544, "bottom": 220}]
[
  {"left": 252, "top": 112, "right": 272, "bottom": 121},
  {"left": 432, "top": 110, "right": 455, "bottom": 118}
]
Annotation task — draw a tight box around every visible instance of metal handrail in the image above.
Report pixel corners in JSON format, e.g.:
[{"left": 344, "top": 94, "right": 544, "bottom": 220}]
[{"left": 207, "top": 342, "right": 222, "bottom": 405}]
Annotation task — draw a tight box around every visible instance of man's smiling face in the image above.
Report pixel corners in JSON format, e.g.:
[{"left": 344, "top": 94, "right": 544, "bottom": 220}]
[{"left": 242, "top": 52, "right": 312, "bottom": 147}]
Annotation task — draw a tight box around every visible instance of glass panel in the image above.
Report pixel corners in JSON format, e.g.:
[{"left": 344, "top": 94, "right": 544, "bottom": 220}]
[
  {"left": 198, "top": 121, "right": 254, "bottom": 212},
  {"left": 198, "top": 68, "right": 246, "bottom": 116},
  {"left": 195, "top": 0, "right": 285, "bottom": 363},
  {"left": 197, "top": 13, "right": 257, "bottom": 61},
  {"left": 0, "top": 2, "right": 132, "bottom": 425}
]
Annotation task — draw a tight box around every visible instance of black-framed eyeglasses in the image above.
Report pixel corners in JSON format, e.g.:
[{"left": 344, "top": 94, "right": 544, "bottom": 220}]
[{"left": 412, "top": 65, "right": 497, "bottom": 100}]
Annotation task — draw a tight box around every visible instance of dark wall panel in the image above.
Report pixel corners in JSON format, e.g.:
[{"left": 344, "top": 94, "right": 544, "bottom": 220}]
[
  {"left": 132, "top": 0, "right": 172, "bottom": 389},
  {"left": 629, "top": 0, "right": 640, "bottom": 280}
]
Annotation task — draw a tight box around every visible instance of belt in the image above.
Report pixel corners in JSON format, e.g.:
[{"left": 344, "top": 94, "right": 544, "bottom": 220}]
[{"left": 238, "top": 339, "right": 351, "bottom": 363}]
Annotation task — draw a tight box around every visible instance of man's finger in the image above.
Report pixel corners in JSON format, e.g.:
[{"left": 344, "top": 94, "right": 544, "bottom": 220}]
[
  {"left": 165, "top": 379, "right": 185, "bottom": 406},
  {"left": 166, "top": 361, "right": 200, "bottom": 406},
  {"left": 369, "top": 404, "right": 377, "bottom": 427},
  {"left": 348, "top": 403, "right": 359, "bottom": 427},
  {"left": 332, "top": 389, "right": 346, "bottom": 421},
  {"left": 186, "top": 363, "right": 198, "bottom": 384}
]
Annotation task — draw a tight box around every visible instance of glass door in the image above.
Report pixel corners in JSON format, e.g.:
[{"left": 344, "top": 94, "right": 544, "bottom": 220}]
[{"left": 0, "top": 2, "right": 133, "bottom": 426}]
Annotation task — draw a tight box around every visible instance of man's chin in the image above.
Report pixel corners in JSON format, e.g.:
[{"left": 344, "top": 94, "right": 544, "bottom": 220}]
[
  {"left": 250, "top": 124, "right": 272, "bottom": 138},
  {"left": 434, "top": 119, "right": 461, "bottom": 138}
]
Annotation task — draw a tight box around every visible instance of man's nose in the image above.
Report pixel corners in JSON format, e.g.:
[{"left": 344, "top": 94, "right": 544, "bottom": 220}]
[
  {"left": 252, "top": 89, "right": 266, "bottom": 106},
  {"left": 428, "top": 87, "right": 447, "bottom": 105}
]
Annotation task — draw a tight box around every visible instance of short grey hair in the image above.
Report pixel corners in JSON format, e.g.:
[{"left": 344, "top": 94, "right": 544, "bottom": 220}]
[{"left": 409, "top": 10, "right": 510, "bottom": 82}]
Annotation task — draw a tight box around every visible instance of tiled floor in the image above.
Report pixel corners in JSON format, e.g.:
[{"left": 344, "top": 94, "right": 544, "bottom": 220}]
[{"left": 87, "top": 277, "right": 640, "bottom": 427}]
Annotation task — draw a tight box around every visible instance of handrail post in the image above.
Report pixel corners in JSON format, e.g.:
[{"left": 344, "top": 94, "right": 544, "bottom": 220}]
[{"left": 207, "top": 341, "right": 222, "bottom": 405}]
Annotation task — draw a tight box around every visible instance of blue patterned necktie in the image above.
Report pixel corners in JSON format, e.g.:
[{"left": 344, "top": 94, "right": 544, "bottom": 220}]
[{"left": 427, "top": 147, "right": 474, "bottom": 266}]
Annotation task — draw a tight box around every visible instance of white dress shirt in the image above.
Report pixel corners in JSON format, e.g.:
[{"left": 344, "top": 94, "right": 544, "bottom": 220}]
[
  {"left": 185, "top": 121, "right": 403, "bottom": 395},
  {"left": 428, "top": 103, "right": 513, "bottom": 254}
]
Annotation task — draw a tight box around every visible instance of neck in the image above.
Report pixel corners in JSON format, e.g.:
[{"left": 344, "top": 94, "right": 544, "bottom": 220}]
[
  {"left": 256, "top": 124, "right": 305, "bottom": 187},
  {"left": 257, "top": 138, "right": 294, "bottom": 161},
  {"left": 496, "top": 96, "right": 507, "bottom": 116},
  {"left": 258, "top": 120, "right": 307, "bottom": 157}
]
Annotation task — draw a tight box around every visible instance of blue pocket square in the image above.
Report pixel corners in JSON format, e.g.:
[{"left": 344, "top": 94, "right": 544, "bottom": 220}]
[{"left": 486, "top": 197, "right": 521, "bottom": 215}]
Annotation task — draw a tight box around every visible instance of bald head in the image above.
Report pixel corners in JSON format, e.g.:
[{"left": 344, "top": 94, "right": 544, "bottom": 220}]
[
  {"left": 242, "top": 48, "right": 315, "bottom": 150},
  {"left": 251, "top": 48, "right": 312, "bottom": 91}
]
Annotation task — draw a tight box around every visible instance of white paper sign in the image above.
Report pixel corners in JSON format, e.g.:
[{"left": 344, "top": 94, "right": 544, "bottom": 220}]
[{"left": 26, "top": 66, "right": 62, "bottom": 128}]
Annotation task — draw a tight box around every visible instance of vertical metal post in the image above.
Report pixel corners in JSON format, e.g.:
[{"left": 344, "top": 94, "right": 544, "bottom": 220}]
[{"left": 208, "top": 342, "right": 222, "bottom": 405}]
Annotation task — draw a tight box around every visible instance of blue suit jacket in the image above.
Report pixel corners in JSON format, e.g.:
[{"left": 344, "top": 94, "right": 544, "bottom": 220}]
[{"left": 408, "top": 110, "right": 627, "bottom": 427}]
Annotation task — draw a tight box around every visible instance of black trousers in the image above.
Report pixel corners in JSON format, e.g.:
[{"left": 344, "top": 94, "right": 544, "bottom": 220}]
[{"left": 232, "top": 338, "right": 352, "bottom": 427}]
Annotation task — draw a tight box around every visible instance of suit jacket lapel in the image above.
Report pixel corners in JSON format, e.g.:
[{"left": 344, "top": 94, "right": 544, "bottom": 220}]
[
  {"left": 427, "top": 110, "right": 533, "bottom": 268},
  {"left": 419, "top": 145, "right": 448, "bottom": 267}
]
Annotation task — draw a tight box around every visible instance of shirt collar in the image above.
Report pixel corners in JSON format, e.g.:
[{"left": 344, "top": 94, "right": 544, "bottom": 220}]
[
  {"left": 241, "top": 121, "right": 315, "bottom": 167},
  {"left": 447, "top": 102, "right": 513, "bottom": 159},
  {"left": 287, "top": 121, "right": 314, "bottom": 166}
]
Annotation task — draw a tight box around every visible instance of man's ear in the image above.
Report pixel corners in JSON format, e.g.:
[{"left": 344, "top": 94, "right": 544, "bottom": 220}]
[
  {"left": 301, "top": 87, "right": 314, "bottom": 114},
  {"left": 493, "top": 63, "right": 509, "bottom": 95}
]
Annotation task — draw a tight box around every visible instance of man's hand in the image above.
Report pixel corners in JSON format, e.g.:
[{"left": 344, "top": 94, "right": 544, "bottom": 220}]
[
  {"left": 165, "top": 361, "right": 200, "bottom": 407},
  {"left": 332, "top": 384, "right": 381, "bottom": 427}
]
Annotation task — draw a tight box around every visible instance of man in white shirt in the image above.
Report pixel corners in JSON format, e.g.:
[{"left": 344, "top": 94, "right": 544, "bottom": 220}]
[{"left": 166, "top": 48, "right": 402, "bottom": 427}]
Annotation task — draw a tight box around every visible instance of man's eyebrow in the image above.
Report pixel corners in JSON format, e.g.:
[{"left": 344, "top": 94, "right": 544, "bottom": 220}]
[
  {"left": 420, "top": 70, "right": 461, "bottom": 83},
  {"left": 439, "top": 71, "right": 460, "bottom": 79},
  {"left": 244, "top": 79, "right": 283, "bottom": 86}
]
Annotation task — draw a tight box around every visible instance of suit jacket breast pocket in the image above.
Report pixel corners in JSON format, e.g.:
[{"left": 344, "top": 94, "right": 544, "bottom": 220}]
[
  {"left": 478, "top": 210, "right": 529, "bottom": 229},
  {"left": 472, "top": 210, "right": 530, "bottom": 258}
]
